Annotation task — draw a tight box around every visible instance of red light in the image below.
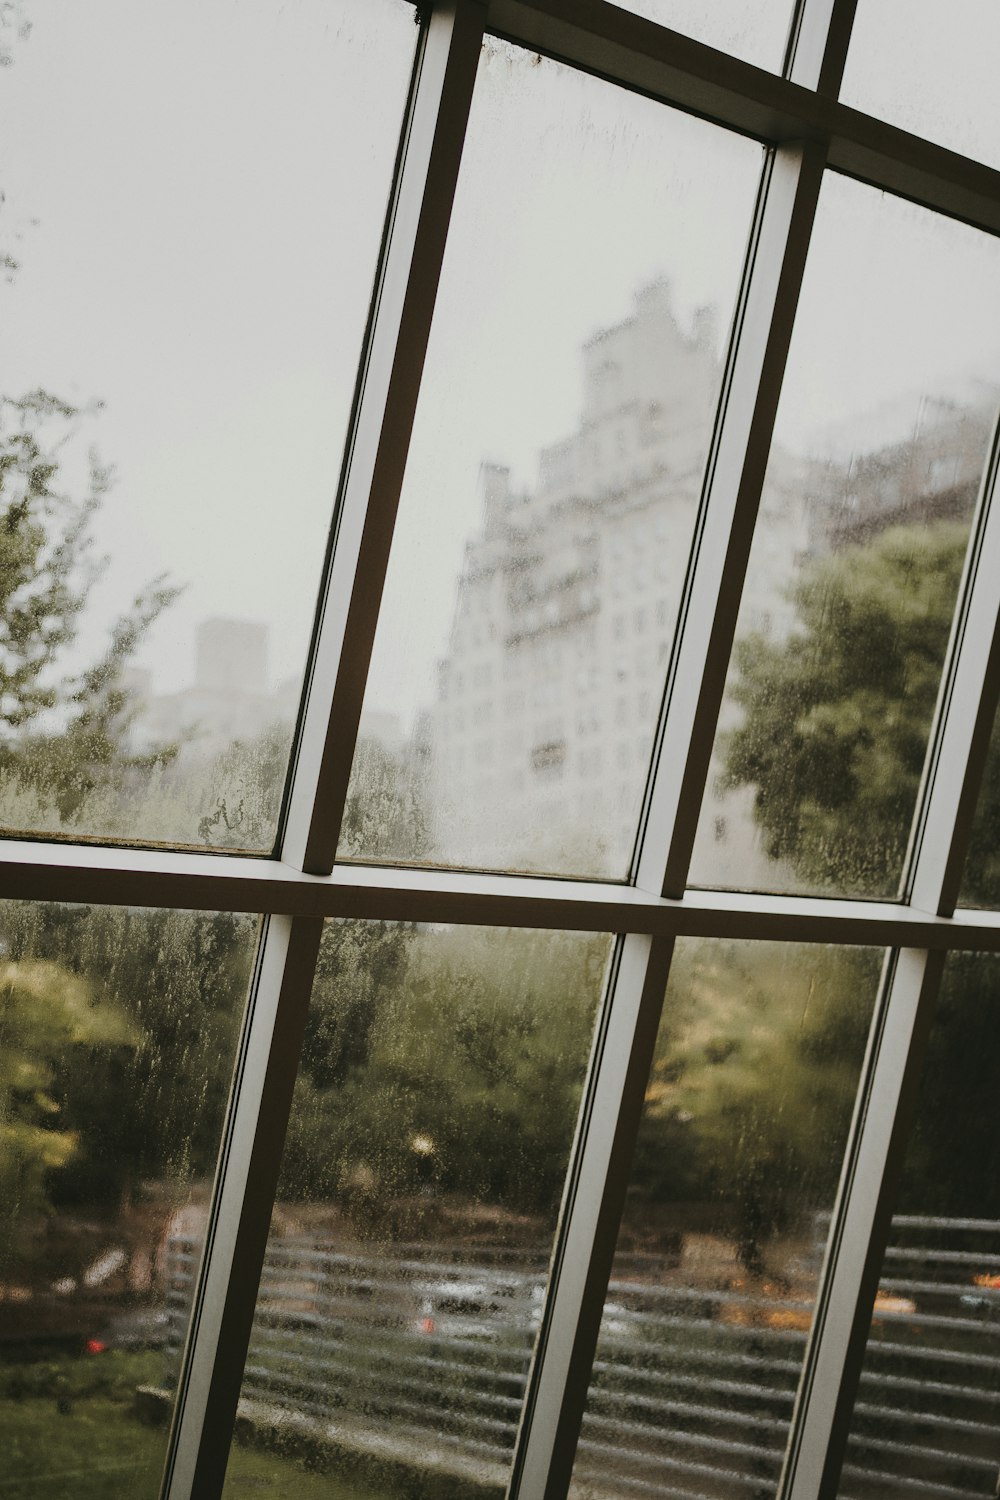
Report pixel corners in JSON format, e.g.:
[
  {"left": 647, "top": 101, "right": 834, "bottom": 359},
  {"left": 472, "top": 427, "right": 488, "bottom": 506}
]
[
  {"left": 420, "top": 1316, "right": 435, "bottom": 1334},
  {"left": 85, "top": 1339, "right": 107, "bottom": 1355}
]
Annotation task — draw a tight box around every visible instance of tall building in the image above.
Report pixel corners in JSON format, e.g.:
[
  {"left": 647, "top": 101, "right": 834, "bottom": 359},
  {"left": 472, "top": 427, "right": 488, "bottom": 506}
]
[{"left": 427, "top": 282, "right": 808, "bottom": 880}]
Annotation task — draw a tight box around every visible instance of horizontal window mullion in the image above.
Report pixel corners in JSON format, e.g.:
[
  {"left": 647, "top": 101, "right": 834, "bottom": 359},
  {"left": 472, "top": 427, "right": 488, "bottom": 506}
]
[
  {"left": 7, "top": 837, "right": 1000, "bottom": 947},
  {"left": 486, "top": 0, "right": 1000, "bottom": 236}
]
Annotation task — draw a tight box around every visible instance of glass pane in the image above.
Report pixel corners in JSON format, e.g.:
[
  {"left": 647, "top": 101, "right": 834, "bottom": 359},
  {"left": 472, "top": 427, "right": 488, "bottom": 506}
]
[
  {"left": 960, "top": 708, "right": 1000, "bottom": 908},
  {"left": 611, "top": 0, "right": 793, "bottom": 71},
  {"left": 218, "top": 922, "right": 611, "bottom": 1499},
  {"left": 690, "top": 172, "right": 1000, "bottom": 899},
  {"left": 0, "top": 0, "right": 415, "bottom": 851},
  {"left": 346, "top": 40, "right": 762, "bottom": 878},
  {"left": 842, "top": 0, "right": 1000, "bottom": 171},
  {"left": 571, "top": 939, "right": 882, "bottom": 1500},
  {"left": 0, "top": 901, "right": 257, "bottom": 1498},
  {"left": 838, "top": 952, "right": 1000, "bottom": 1500}
]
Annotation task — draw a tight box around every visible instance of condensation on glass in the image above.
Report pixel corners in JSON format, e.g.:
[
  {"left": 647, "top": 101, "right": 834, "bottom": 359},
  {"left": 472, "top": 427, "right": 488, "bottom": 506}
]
[
  {"left": 689, "top": 171, "right": 1000, "bottom": 900},
  {"left": 570, "top": 938, "right": 882, "bottom": 1500},
  {"left": 218, "top": 921, "right": 612, "bottom": 1499},
  {"left": 842, "top": 0, "right": 1000, "bottom": 172},
  {"left": 345, "top": 39, "right": 763, "bottom": 879},
  {"left": 837, "top": 951, "right": 1000, "bottom": 1500},
  {"left": 0, "top": 900, "right": 257, "bottom": 1498},
  {"left": 0, "top": 0, "right": 415, "bottom": 852},
  {"left": 610, "top": 0, "right": 794, "bottom": 71}
]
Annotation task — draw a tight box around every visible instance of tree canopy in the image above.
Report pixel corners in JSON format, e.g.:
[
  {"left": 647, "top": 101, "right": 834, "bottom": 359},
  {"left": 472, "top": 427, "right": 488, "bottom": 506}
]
[
  {"left": 722, "top": 521, "right": 970, "bottom": 896},
  {"left": 0, "top": 390, "right": 178, "bottom": 823}
]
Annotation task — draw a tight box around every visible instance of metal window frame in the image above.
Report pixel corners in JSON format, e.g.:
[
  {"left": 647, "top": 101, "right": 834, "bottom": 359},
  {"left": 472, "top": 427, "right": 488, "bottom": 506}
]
[{"left": 7, "top": 1, "right": 1000, "bottom": 1498}]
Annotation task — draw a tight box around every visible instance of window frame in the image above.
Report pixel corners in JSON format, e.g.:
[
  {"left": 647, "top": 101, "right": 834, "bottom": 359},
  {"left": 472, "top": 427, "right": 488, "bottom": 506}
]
[{"left": 8, "top": 2, "right": 1000, "bottom": 1498}]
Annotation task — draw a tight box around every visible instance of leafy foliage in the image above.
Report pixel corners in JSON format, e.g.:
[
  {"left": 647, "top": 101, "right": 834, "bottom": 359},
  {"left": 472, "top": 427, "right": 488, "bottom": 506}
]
[
  {"left": 0, "top": 958, "right": 132, "bottom": 1266},
  {"left": 0, "top": 391, "right": 179, "bottom": 823},
  {"left": 281, "top": 925, "right": 608, "bottom": 1227},
  {"left": 638, "top": 941, "right": 876, "bottom": 1270},
  {"left": 723, "top": 522, "right": 968, "bottom": 895}
]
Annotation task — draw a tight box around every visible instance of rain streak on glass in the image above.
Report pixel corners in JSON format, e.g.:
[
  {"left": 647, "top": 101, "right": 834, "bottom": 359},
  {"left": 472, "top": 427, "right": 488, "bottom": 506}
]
[
  {"left": 570, "top": 939, "right": 882, "bottom": 1500},
  {"left": 0, "top": 0, "right": 415, "bottom": 852},
  {"left": 837, "top": 952, "right": 1000, "bottom": 1500},
  {"left": 0, "top": 900, "right": 257, "bottom": 1499},
  {"left": 689, "top": 172, "right": 1000, "bottom": 900},
  {"left": 842, "top": 0, "right": 1000, "bottom": 172},
  {"left": 219, "top": 921, "right": 613, "bottom": 1500},
  {"left": 345, "top": 40, "right": 762, "bottom": 879},
  {"left": 609, "top": 0, "right": 794, "bottom": 71}
]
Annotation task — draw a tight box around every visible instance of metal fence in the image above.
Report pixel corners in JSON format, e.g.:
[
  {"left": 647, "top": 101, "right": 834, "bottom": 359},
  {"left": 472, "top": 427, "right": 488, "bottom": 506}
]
[{"left": 163, "top": 1217, "right": 1000, "bottom": 1500}]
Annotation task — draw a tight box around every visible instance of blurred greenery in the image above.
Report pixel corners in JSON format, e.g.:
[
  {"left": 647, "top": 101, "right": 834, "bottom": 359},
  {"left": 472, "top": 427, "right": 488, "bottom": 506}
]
[
  {"left": 281, "top": 924, "right": 609, "bottom": 1223},
  {"left": 0, "top": 1351, "right": 393, "bottom": 1500},
  {"left": 723, "top": 521, "right": 969, "bottom": 897},
  {"left": 635, "top": 940, "right": 877, "bottom": 1271},
  {"left": 721, "top": 517, "right": 1000, "bottom": 1225}
]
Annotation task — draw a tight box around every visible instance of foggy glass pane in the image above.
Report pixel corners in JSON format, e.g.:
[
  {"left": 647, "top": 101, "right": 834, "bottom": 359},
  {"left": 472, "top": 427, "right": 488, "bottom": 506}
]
[
  {"left": 345, "top": 39, "right": 762, "bottom": 879},
  {"left": 690, "top": 172, "right": 1000, "bottom": 900},
  {"left": 0, "top": 901, "right": 257, "bottom": 1498},
  {"left": 612, "top": 0, "right": 793, "bottom": 70},
  {"left": 837, "top": 952, "right": 1000, "bottom": 1500},
  {"left": 0, "top": 0, "right": 415, "bottom": 852},
  {"left": 219, "top": 922, "right": 612, "bottom": 1499},
  {"left": 571, "top": 939, "right": 881, "bottom": 1500},
  {"left": 842, "top": 0, "right": 1000, "bottom": 171}
]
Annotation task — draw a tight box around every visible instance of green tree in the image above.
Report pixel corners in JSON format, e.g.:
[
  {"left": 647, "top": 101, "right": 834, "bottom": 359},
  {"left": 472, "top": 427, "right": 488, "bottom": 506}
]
[
  {"left": 638, "top": 940, "right": 876, "bottom": 1272},
  {"left": 0, "top": 957, "right": 133, "bottom": 1271},
  {"left": 722, "top": 522, "right": 968, "bottom": 895},
  {"left": 0, "top": 390, "right": 178, "bottom": 823},
  {"left": 0, "top": 903, "right": 257, "bottom": 1237}
]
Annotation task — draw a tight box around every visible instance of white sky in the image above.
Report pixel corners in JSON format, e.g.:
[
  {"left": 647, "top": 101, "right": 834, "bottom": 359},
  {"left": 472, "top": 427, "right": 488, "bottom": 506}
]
[{"left": 3, "top": 0, "right": 1000, "bottom": 728}]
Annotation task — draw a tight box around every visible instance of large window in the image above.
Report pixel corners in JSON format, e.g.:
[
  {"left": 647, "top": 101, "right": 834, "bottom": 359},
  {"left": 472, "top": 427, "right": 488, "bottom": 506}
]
[{"left": 3, "top": 2, "right": 1000, "bottom": 1499}]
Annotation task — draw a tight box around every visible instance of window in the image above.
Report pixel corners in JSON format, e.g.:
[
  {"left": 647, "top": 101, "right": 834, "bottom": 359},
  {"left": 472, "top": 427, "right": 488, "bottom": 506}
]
[{"left": 4, "top": 2, "right": 1000, "bottom": 1500}]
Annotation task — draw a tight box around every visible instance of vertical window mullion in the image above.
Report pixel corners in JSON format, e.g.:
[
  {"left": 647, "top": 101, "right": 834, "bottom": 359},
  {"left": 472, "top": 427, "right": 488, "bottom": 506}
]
[
  {"left": 510, "top": 931, "right": 675, "bottom": 1500},
  {"left": 633, "top": 0, "right": 859, "bottom": 902},
  {"left": 511, "top": 36, "right": 840, "bottom": 1487},
  {"left": 510, "top": 4, "right": 864, "bottom": 1494},
  {"left": 159, "top": 8, "right": 486, "bottom": 1497},
  {"left": 782, "top": 0, "right": 859, "bottom": 94},
  {"left": 513, "top": 143, "right": 820, "bottom": 1495},
  {"left": 160, "top": 913, "right": 324, "bottom": 1500},
  {"left": 907, "top": 405, "right": 1000, "bottom": 916},
  {"left": 781, "top": 947, "right": 947, "bottom": 1500},
  {"left": 281, "top": 0, "right": 487, "bottom": 877},
  {"left": 633, "top": 137, "right": 826, "bottom": 898}
]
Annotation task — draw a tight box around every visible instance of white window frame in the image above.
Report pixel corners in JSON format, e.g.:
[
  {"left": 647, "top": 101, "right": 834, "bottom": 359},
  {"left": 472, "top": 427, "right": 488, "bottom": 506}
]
[{"left": 9, "top": 2, "right": 1000, "bottom": 1497}]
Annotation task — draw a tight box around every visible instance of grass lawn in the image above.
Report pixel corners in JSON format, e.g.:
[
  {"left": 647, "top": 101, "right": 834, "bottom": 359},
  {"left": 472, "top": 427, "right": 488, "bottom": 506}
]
[{"left": 0, "top": 1350, "right": 391, "bottom": 1499}]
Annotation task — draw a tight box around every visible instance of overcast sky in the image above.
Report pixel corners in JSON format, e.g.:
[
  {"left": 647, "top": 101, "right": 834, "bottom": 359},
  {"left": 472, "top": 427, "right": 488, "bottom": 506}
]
[{"left": 3, "top": 0, "right": 1000, "bottom": 729}]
